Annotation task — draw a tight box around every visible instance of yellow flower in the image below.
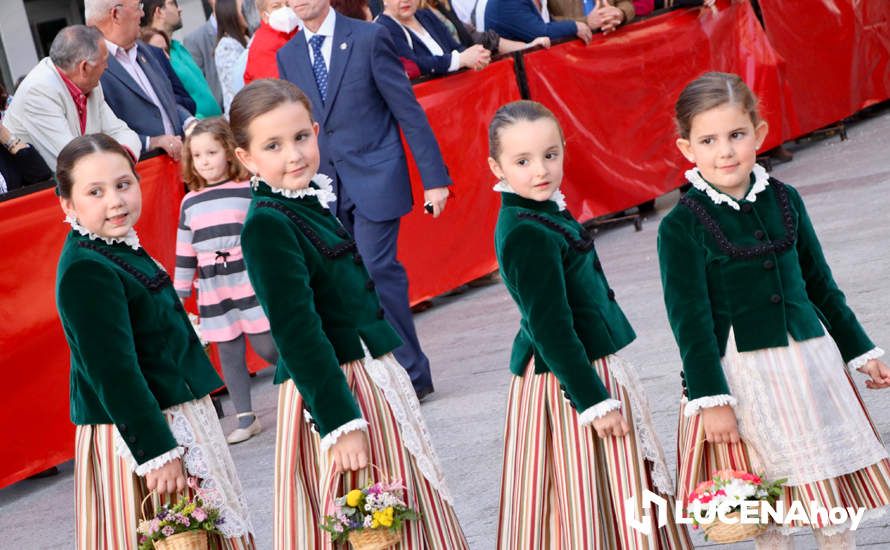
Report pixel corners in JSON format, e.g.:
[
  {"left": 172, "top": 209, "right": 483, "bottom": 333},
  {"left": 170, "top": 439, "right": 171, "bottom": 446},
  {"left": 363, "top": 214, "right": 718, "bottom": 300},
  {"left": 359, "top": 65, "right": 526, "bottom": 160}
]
[
  {"left": 378, "top": 507, "right": 394, "bottom": 527},
  {"left": 182, "top": 503, "right": 196, "bottom": 515},
  {"left": 346, "top": 489, "right": 364, "bottom": 507},
  {"left": 371, "top": 517, "right": 380, "bottom": 529}
]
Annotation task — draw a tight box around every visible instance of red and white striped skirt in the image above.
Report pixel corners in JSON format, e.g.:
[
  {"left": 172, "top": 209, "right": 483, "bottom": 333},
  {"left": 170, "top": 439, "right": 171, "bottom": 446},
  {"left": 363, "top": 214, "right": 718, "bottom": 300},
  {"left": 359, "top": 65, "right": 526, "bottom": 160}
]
[
  {"left": 74, "top": 415, "right": 255, "bottom": 549},
  {"left": 497, "top": 356, "right": 693, "bottom": 549},
  {"left": 273, "top": 354, "right": 468, "bottom": 549},
  {"left": 677, "top": 334, "right": 890, "bottom": 534}
]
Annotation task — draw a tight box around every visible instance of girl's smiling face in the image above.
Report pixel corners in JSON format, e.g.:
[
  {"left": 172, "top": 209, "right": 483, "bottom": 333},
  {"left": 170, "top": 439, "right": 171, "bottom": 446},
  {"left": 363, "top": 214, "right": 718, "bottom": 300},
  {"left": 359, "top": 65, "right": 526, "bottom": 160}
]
[
  {"left": 60, "top": 151, "right": 142, "bottom": 238},
  {"left": 189, "top": 132, "right": 230, "bottom": 186},
  {"left": 235, "top": 100, "right": 320, "bottom": 190},
  {"left": 488, "top": 118, "right": 565, "bottom": 203},
  {"left": 676, "top": 102, "right": 768, "bottom": 197}
]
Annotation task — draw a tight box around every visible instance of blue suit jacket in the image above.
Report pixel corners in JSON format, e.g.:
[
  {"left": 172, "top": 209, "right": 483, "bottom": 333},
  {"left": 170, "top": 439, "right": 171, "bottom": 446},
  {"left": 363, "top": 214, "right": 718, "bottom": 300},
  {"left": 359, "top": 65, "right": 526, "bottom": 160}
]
[
  {"left": 145, "top": 44, "right": 197, "bottom": 116},
  {"left": 376, "top": 10, "right": 464, "bottom": 77},
  {"left": 101, "top": 41, "right": 191, "bottom": 152},
  {"left": 277, "top": 12, "right": 451, "bottom": 222},
  {"left": 485, "top": 0, "right": 577, "bottom": 42}
]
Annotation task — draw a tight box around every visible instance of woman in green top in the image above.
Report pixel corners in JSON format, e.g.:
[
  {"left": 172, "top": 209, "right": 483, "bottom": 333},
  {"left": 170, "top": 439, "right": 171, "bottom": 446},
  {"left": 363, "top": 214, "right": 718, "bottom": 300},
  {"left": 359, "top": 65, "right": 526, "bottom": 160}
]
[
  {"left": 54, "top": 134, "right": 253, "bottom": 548},
  {"left": 659, "top": 72, "right": 890, "bottom": 548},
  {"left": 489, "top": 100, "right": 691, "bottom": 549},
  {"left": 230, "top": 79, "right": 467, "bottom": 549}
]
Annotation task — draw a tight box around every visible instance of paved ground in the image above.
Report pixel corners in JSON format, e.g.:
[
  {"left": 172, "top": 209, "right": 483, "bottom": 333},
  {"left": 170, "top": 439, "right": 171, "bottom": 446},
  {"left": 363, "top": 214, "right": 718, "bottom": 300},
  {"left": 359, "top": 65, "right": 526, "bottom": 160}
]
[{"left": 2, "top": 108, "right": 889, "bottom": 549}]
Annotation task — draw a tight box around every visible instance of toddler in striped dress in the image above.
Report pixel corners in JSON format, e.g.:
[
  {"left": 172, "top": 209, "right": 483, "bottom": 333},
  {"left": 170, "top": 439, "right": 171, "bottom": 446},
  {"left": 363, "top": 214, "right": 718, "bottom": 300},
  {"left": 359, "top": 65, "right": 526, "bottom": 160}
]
[{"left": 175, "top": 117, "right": 279, "bottom": 444}]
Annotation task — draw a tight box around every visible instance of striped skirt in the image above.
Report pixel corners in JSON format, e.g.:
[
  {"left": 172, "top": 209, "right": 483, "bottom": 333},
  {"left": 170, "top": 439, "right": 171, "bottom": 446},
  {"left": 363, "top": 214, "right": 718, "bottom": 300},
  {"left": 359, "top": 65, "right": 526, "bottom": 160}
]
[
  {"left": 74, "top": 399, "right": 255, "bottom": 549},
  {"left": 677, "top": 333, "right": 890, "bottom": 535},
  {"left": 497, "top": 355, "right": 693, "bottom": 549},
  {"left": 273, "top": 354, "right": 468, "bottom": 549}
]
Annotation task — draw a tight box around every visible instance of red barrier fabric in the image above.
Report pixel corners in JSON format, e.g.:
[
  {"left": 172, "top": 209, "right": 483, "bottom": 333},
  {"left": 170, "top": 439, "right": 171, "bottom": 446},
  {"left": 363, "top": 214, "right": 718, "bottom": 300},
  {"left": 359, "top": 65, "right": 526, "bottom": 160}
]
[
  {"left": 522, "top": 1, "right": 797, "bottom": 219},
  {"left": 0, "top": 156, "right": 182, "bottom": 487},
  {"left": 399, "top": 57, "right": 521, "bottom": 303},
  {"left": 759, "top": 0, "right": 890, "bottom": 135}
]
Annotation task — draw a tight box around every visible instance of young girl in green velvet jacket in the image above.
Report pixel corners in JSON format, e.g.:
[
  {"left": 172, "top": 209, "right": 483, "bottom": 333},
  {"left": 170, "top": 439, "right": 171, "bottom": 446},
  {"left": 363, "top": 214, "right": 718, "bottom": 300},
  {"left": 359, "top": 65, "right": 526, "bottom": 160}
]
[
  {"left": 55, "top": 134, "right": 254, "bottom": 549},
  {"left": 489, "top": 100, "right": 692, "bottom": 549},
  {"left": 659, "top": 72, "right": 890, "bottom": 549},
  {"left": 230, "top": 79, "right": 467, "bottom": 549}
]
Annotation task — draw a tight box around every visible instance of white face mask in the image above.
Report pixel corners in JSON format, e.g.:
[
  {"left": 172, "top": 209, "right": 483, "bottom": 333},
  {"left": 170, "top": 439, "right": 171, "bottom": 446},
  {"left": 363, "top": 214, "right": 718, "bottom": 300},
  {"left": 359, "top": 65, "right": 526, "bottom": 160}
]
[{"left": 267, "top": 6, "right": 301, "bottom": 33}]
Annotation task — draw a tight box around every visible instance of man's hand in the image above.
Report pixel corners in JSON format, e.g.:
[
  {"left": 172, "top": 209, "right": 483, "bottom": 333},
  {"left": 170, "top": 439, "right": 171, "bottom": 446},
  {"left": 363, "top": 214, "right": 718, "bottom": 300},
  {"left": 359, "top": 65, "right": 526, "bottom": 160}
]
[
  {"left": 575, "top": 21, "right": 594, "bottom": 44},
  {"left": 149, "top": 135, "right": 183, "bottom": 162},
  {"left": 423, "top": 187, "right": 449, "bottom": 218}
]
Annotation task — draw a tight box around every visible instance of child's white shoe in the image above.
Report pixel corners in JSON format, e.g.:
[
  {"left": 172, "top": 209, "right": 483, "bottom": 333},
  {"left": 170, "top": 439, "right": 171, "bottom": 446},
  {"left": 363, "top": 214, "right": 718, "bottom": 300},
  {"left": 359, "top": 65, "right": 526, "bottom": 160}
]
[{"left": 226, "top": 412, "right": 262, "bottom": 444}]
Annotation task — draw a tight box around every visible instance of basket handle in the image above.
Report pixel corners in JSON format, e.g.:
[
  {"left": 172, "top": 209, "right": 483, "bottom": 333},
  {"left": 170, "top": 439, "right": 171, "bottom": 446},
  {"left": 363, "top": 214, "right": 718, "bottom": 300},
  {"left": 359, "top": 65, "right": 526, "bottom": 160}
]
[{"left": 141, "top": 490, "right": 157, "bottom": 522}]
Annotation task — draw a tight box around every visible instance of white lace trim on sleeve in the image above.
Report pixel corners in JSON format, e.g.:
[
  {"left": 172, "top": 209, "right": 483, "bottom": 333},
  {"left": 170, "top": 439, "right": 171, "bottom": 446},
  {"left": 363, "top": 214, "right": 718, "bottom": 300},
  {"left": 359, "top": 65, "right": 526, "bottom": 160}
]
[
  {"left": 849, "top": 347, "right": 886, "bottom": 371},
  {"left": 683, "top": 394, "right": 738, "bottom": 417},
  {"left": 112, "top": 427, "right": 183, "bottom": 476},
  {"left": 577, "top": 398, "right": 622, "bottom": 426},
  {"left": 319, "top": 418, "right": 369, "bottom": 454}
]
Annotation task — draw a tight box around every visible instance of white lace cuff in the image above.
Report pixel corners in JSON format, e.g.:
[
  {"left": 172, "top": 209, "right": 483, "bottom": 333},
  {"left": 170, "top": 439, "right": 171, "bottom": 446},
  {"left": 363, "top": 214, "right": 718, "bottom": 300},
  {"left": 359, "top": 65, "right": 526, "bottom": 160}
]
[
  {"left": 133, "top": 447, "right": 185, "bottom": 476},
  {"left": 577, "top": 399, "right": 622, "bottom": 426},
  {"left": 684, "top": 394, "right": 737, "bottom": 417},
  {"left": 112, "top": 426, "right": 184, "bottom": 476},
  {"left": 849, "top": 347, "right": 885, "bottom": 371},
  {"left": 319, "top": 418, "right": 369, "bottom": 454}
]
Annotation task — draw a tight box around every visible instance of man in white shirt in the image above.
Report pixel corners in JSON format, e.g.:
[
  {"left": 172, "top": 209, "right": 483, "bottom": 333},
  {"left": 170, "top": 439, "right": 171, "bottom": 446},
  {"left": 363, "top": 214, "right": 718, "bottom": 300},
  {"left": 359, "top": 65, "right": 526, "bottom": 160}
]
[{"left": 3, "top": 25, "right": 141, "bottom": 170}]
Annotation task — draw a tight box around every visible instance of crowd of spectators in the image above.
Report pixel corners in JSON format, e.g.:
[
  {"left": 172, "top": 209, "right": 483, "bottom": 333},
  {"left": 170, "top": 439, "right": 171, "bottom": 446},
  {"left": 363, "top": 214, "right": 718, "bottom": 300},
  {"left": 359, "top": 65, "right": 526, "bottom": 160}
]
[{"left": 0, "top": 0, "right": 714, "bottom": 197}]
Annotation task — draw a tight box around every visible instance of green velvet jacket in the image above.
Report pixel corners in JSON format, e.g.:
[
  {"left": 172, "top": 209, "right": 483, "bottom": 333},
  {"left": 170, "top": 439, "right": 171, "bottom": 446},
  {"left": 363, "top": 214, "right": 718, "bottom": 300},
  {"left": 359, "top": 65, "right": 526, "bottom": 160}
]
[
  {"left": 657, "top": 176, "right": 875, "bottom": 402},
  {"left": 56, "top": 231, "right": 223, "bottom": 465},
  {"left": 495, "top": 192, "right": 636, "bottom": 412},
  {"left": 240, "top": 181, "right": 402, "bottom": 439}
]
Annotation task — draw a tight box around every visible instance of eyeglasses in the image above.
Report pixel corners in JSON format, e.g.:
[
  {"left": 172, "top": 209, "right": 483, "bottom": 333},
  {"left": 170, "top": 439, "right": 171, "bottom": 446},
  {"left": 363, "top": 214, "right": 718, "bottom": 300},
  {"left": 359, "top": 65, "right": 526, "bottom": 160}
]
[{"left": 113, "top": 2, "right": 144, "bottom": 12}]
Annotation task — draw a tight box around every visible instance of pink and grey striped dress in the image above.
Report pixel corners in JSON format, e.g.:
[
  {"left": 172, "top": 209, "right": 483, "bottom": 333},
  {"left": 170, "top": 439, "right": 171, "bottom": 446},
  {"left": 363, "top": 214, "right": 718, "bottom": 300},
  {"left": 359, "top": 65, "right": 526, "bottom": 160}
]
[{"left": 174, "top": 180, "right": 270, "bottom": 342}]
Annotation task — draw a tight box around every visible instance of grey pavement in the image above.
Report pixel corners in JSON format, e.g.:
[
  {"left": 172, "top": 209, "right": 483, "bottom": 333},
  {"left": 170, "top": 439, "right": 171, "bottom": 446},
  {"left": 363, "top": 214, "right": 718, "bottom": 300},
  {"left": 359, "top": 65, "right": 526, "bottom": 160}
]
[{"left": 2, "top": 109, "right": 889, "bottom": 549}]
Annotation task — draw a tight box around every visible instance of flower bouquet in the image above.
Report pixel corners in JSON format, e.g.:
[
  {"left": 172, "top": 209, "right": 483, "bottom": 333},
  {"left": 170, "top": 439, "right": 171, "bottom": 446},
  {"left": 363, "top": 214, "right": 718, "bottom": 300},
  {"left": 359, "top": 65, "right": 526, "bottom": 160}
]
[
  {"left": 138, "top": 488, "right": 223, "bottom": 550},
  {"left": 687, "top": 469, "right": 786, "bottom": 543},
  {"left": 321, "top": 479, "right": 419, "bottom": 550}
]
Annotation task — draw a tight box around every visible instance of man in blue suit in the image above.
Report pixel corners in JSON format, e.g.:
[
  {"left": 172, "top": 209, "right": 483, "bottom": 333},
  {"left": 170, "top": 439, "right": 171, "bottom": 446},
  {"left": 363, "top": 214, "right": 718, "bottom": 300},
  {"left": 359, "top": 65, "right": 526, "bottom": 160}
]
[
  {"left": 86, "top": 0, "right": 193, "bottom": 161},
  {"left": 277, "top": 0, "right": 451, "bottom": 399}
]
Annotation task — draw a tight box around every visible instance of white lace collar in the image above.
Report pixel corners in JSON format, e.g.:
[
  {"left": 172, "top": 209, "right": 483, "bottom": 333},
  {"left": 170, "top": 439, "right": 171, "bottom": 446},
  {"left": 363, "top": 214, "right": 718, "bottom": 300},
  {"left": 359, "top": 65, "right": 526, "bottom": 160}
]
[
  {"left": 65, "top": 214, "right": 141, "bottom": 250},
  {"left": 684, "top": 163, "right": 770, "bottom": 211},
  {"left": 493, "top": 180, "right": 567, "bottom": 211},
  {"left": 254, "top": 173, "right": 337, "bottom": 209}
]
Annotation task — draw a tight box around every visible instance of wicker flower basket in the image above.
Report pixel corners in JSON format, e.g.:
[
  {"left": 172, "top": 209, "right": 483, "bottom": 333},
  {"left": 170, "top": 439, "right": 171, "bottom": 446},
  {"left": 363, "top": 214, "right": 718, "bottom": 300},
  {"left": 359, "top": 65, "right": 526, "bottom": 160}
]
[
  {"left": 347, "top": 527, "right": 401, "bottom": 550},
  {"left": 153, "top": 530, "right": 209, "bottom": 550},
  {"left": 702, "top": 511, "right": 767, "bottom": 543},
  {"left": 141, "top": 492, "right": 211, "bottom": 550}
]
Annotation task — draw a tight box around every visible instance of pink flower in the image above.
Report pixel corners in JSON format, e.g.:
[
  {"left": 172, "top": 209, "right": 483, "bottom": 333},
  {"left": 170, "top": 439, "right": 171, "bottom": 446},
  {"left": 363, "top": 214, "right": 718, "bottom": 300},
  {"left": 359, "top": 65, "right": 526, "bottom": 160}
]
[
  {"left": 161, "top": 525, "right": 175, "bottom": 537},
  {"left": 150, "top": 519, "right": 161, "bottom": 533},
  {"left": 193, "top": 508, "right": 207, "bottom": 522}
]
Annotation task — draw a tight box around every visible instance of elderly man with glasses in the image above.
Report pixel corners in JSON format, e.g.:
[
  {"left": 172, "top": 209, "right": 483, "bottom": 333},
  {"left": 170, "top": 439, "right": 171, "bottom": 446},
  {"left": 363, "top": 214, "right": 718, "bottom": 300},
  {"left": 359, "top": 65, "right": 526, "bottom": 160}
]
[{"left": 85, "top": 0, "right": 196, "bottom": 161}]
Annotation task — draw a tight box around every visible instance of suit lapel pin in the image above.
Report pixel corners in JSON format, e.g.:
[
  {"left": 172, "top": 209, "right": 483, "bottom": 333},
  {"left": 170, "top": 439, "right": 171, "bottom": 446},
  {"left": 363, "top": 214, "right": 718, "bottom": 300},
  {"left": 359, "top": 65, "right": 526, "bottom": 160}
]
[{"left": 340, "top": 42, "right": 348, "bottom": 50}]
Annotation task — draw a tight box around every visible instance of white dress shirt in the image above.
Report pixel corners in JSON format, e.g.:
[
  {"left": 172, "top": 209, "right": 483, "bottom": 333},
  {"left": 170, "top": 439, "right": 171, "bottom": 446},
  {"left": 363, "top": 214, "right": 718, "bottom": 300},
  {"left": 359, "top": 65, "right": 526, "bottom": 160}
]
[
  {"left": 303, "top": 7, "right": 337, "bottom": 71},
  {"left": 105, "top": 40, "right": 175, "bottom": 142}
]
